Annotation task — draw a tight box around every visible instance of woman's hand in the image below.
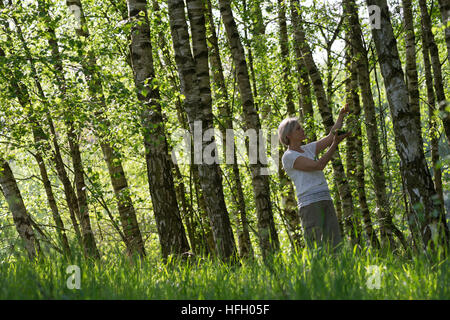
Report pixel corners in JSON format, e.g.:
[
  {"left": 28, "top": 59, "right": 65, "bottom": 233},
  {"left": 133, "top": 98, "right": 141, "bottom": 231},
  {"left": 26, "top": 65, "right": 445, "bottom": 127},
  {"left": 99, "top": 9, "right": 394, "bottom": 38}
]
[
  {"left": 332, "top": 130, "right": 351, "bottom": 146},
  {"left": 331, "top": 104, "right": 350, "bottom": 133},
  {"left": 338, "top": 103, "right": 350, "bottom": 117}
]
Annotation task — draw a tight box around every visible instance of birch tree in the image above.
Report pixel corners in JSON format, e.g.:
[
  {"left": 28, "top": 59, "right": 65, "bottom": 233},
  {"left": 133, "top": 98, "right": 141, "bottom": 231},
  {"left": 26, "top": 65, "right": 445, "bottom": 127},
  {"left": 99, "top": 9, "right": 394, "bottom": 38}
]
[
  {"left": 366, "top": 0, "right": 449, "bottom": 248},
  {"left": 218, "top": 0, "right": 280, "bottom": 259},
  {"left": 65, "top": 0, "right": 145, "bottom": 257},
  {"left": 168, "top": 0, "right": 238, "bottom": 262},
  {"left": 418, "top": 0, "right": 450, "bottom": 146},
  {"left": 344, "top": 0, "right": 406, "bottom": 250},
  {"left": 0, "top": 157, "right": 41, "bottom": 259},
  {"left": 0, "top": 43, "right": 71, "bottom": 256},
  {"left": 277, "top": 0, "right": 303, "bottom": 249},
  {"left": 126, "top": 0, "right": 190, "bottom": 259},
  {"left": 205, "top": 0, "right": 254, "bottom": 258}
]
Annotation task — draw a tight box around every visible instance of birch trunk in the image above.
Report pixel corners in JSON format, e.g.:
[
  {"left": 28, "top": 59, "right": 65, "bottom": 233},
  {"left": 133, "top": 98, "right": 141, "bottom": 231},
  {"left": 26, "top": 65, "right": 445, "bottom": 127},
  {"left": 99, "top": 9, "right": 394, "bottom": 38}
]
[
  {"left": 366, "top": 0, "right": 448, "bottom": 248},
  {"left": 151, "top": 0, "right": 212, "bottom": 256},
  {"left": 205, "top": 0, "right": 253, "bottom": 259},
  {"left": 168, "top": 0, "right": 238, "bottom": 261},
  {"left": 278, "top": 0, "right": 295, "bottom": 115},
  {"left": 437, "top": 0, "right": 450, "bottom": 68},
  {"left": 290, "top": 15, "right": 315, "bottom": 140},
  {"left": 0, "top": 33, "right": 72, "bottom": 256},
  {"left": 32, "top": 135, "right": 72, "bottom": 255},
  {"left": 345, "top": 41, "right": 380, "bottom": 249},
  {"left": 127, "top": 0, "right": 189, "bottom": 258},
  {"left": 421, "top": 22, "right": 449, "bottom": 244},
  {"left": 402, "top": 0, "right": 423, "bottom": 150},
  {"left": 277, "top": 0, "right": 302, "bottom": 249},
  {"left": 66, "top": 0, "right": 145, "bottom": 257},
  {"left": 345, "top": 0, "right": 407, "bottom": 249},
  {"left": 0, "top": 158, "right": 40, "bottom": 259},
  {"left": 418, "top": 0, "right": 450, "bottom": 146},
  {"left": 218, "top": 0, "right": 280, "bottom": 259}
]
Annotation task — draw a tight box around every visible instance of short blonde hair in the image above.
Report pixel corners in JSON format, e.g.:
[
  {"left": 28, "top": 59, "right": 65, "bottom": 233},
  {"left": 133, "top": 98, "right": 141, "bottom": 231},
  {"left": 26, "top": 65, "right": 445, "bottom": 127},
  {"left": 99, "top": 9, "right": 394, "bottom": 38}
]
[{"left": 278, "top": 117, "right": 299, "bottom": 146}]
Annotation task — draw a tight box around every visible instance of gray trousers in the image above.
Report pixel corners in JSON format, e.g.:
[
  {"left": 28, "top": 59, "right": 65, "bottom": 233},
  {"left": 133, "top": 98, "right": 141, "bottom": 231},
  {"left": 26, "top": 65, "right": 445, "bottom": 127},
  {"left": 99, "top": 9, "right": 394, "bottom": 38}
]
[{"left": 299, "top": 200, "right": 342, "bottom": 250}]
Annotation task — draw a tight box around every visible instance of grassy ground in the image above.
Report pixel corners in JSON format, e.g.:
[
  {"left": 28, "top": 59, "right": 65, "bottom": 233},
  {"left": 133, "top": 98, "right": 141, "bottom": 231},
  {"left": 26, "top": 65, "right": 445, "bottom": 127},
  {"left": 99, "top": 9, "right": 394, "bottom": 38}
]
[{"left": 0, "top": 244, "right": 448, "bottom": 299}]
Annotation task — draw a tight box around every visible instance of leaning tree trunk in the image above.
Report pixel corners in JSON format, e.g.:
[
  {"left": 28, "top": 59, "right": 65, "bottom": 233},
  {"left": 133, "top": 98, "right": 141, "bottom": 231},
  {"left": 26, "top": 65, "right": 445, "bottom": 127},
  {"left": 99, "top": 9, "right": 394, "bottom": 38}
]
[
  {"left": 205, "top": 0, "right": 254, "bottom": 259},
  {"left": 366, "top": 0, "right": 449, "bottom": 248},
  {"left": 32, "top": 132, "right": 72, "bottom": 256},
  {"left": 66, "top": 0, "right": 145, "bottom": 257},
  {"left": 291, "top": 0, "right": 362, "bottom": 246},
  {"left": 418, "top": 0, "right": 450, "bottom": 147},
  {"left": 0, "top": 158, "right": 40, "bottom": 259},
  {"left": 0, "top": 38, "right": 72, "bottom": 256},
  {"left": 218, "top": 0, "right": 280, "bottom": 259},
  {"left": 344, "top": 0, "right": 407, "bottom": 250},
  {"left": 168, "top": 0, "right": 237, "bottom": 262},
  {"left": 33, "top": 0, "right": 102, "bottom": 258},
  {"left": 126, "top": 0, "right": 190, "bottom": 259},
  {"left": 4, "top": 1, "right": 86, "bottom": 254}
]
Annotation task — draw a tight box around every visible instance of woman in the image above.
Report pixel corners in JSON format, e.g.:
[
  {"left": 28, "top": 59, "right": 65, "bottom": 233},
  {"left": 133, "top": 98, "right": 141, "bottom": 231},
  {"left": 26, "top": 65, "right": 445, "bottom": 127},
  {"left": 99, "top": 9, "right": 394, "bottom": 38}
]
[{"left": 278, "top": 106, "right": 350, "bottom": 250}]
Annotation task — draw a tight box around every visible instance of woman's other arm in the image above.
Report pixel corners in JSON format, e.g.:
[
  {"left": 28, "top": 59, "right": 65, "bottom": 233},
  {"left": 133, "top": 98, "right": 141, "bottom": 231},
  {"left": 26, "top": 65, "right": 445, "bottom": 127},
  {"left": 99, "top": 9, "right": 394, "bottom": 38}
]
[{"left": 293, "top": 132, "right": 349, "bottom": 171}]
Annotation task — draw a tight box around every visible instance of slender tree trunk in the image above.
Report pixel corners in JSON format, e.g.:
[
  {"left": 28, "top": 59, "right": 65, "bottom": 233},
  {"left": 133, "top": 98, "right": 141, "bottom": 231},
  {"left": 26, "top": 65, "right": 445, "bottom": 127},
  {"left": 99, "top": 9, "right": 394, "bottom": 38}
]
[
  {"left": 168, "top": 0, "right": 238, "bottom": 262},
  {"left": 278, "top": 0, "right": 295, "bottom": 116},
  {"left": 402, "top": 0, "right": 423, "bottom": 150},
  {"left": 291, "top": 0, "right": 361, "bottom": 246},
  {"left": 151, "top": 0, "right": 212, "bottom": 256},
  {"left": 66, "top": 0, "right": 145, "bottom": 257},
  {"left": 30, "top": 2, "right": 82, "bottom": 249},
  {"left": 344, "top": 0, "right": 406, "bottom": 250},
  {"left": 205, "top": 0, "right": 253, "bottom": 259},
  {"left": 418, "top": 0, "right": 450, "bottom": 146},
  {"left": 3, "top": 1, "right": 87, "bottom": 254},
  {"left": 32, "top": 138, "right": 72, "bottom": 255},
  {"left": 31, "top": 0, "right": 102, "bottom": 258},
  {"left": 244, "top": 0, "right": 270, "bottom": 118},
  {"left": 218, "top": 0, "right": 280, "bottom": 259},
  {"left": 127, "top": 0, "right": 189, "bottom": 259},
  {"left": 366, "top": 0, "right": 448, "bottom": 248},
  {"left": 0, "top": 37, "right": 72, "bottom": 256},
  {"left": 0, "top": 158, "right": 40, "bottom": 259},
  {"left": 290, "top": 17, "right": 315, "bottom": 139},
  {"left": 172, "top": 161, "right": 196, "bottom": 253},
  {"left": 277, "top": 0, "right": 302, "bottom": 250},
  {"left": 437, "top": 0, "right": 450, "bottom": 67},
  {"left": 345, "top": 41, "right": 380, "bottom": 249},
  {"left": 421, "top": 21, "right": 449, "bottom": 245},
  {"left": 192, "top": 164, "right": 217, "bottom": 256}
]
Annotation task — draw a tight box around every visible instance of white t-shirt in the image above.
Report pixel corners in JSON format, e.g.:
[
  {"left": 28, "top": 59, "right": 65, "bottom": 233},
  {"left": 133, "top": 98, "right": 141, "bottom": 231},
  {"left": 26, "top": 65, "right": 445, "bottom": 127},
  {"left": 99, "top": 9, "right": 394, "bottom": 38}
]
[{"left": 282, "top": 142, "right": 331, "bottom": 208}]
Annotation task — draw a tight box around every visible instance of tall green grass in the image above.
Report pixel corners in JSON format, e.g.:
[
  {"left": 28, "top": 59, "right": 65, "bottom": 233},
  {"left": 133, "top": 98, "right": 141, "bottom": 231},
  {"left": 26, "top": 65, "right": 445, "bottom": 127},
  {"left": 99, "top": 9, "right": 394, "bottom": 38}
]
[{"left": 0, "top": 244, "right": 448, "bottom": 299}]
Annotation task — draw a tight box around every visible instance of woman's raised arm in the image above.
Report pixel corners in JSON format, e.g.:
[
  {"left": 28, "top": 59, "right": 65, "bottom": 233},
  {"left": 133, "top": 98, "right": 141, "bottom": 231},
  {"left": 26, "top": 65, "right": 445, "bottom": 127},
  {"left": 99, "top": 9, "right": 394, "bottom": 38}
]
[{"left": 315, "top": 104, "right": 349, "bottom": 156}]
